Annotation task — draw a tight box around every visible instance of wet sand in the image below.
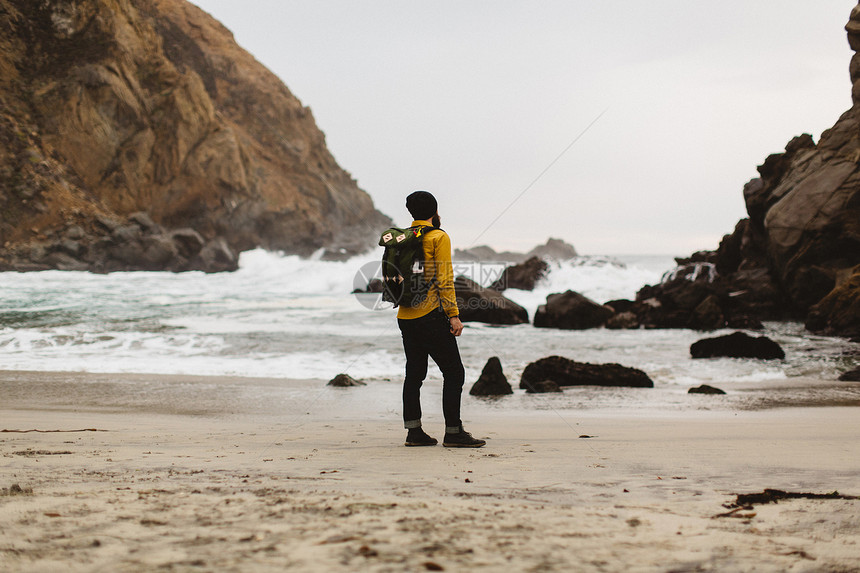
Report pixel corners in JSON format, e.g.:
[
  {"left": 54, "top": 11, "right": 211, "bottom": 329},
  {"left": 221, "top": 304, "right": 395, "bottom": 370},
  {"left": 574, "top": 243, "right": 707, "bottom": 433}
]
[{"left": 2, "top": 372, "right": 860, "bottom": 572}]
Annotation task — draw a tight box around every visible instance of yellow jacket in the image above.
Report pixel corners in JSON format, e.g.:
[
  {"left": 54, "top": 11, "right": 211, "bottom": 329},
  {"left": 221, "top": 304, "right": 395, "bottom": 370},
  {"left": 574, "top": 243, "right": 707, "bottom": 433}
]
[{"left": 396, "top": 219, "right": 460, "bottom": 320}]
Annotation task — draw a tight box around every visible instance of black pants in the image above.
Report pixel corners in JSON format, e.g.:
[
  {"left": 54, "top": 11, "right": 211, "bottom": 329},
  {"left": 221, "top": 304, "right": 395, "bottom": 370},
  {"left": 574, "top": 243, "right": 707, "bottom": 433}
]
[{"left": 398, "top": 309, "right": 465, "bottom": 431}]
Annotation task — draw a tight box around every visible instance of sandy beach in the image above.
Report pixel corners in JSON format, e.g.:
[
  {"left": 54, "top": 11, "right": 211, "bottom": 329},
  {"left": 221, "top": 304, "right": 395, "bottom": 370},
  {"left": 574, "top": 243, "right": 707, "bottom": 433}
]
[{"left": 2, "top": 371, "right": 860, "bottom": 572}]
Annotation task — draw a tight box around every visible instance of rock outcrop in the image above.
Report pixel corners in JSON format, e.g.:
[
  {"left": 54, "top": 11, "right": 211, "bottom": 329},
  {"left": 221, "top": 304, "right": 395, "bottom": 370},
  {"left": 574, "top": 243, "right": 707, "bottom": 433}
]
[
  {"left": 604, "top": 4, "right": 860, "bottom": 336},
  {"left": 625, "top": 260, "right": 775, "bottom": 331},
  {"left": 534, "top": 290, "right": 615, "bottom": 330},
  {"left": 519, "top": 356, "right": 654, "bottom": 389},
  {"left": 469, "top": 357, "right": 513, "bottom": 396},
  {"left": 527, "top": 238, "right": 578, "bottom": 261},
  {"left": 489, "top": 256, "right": 548, "bottom": 291},
  {"left": 690, "top": 332, "right": 785, "bottom": 360},
  {"left": 0, "top": 0, "right": 389, "bottom": 272},
  {"left": 454, "top": 237, "right": 577, "bottom": 264},
  {"left": 454, "top": 276, "right": 529, "bottom": 325}
]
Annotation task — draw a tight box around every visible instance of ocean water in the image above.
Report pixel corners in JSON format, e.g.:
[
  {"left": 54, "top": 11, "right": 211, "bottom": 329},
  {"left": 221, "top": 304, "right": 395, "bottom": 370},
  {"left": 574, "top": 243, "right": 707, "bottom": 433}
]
[{"left": 1, "top": 249, "right": 858, "bottom": 415}]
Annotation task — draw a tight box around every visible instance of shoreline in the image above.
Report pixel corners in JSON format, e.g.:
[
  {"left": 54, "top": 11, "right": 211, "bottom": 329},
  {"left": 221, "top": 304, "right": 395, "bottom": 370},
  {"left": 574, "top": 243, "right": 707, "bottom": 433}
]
[
  {"left": 2, "top": 371, "right": 860, "bottom": 571},
  {"left": 2, "top": 369, "right": 859, "bottom": 420}
]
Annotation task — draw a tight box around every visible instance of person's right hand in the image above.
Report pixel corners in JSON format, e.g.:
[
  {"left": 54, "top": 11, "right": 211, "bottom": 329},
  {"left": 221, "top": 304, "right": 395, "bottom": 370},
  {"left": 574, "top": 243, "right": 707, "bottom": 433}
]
[{"left": 449, "top": 316, "right": 464, "bottom": 336}]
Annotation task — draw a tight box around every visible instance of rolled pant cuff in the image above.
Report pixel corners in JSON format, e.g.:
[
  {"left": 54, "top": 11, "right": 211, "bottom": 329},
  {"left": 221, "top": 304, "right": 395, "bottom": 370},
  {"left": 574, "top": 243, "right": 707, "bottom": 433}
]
[
  {"left": 445, "top": 425, "right": 462, "bottom": 434},
  {"left": 404, "top": 420, "right": 422, "bottom": 429}
]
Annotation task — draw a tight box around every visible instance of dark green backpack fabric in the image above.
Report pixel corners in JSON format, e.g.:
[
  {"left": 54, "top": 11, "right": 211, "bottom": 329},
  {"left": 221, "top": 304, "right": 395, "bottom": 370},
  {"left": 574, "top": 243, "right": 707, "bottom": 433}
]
[{"left": 378, "top": 225, "right": 438, "bottom": 307}]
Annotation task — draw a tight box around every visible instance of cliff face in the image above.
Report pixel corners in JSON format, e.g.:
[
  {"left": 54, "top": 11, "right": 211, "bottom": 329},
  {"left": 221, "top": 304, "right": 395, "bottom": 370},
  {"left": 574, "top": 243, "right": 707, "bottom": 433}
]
[
  {"left": 622, "top": 3, "right": 860, "bottom": 338},
  {"left": 716, "top": 4, "right": 860, "bottom": 336},
  {"left": 0, "top": 0, "right": 389, "bottom": 272}
]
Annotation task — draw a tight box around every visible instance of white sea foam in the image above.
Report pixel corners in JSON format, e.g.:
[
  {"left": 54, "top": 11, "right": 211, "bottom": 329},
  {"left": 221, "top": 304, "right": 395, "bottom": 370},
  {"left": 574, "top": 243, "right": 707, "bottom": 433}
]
[
  {"left": 1, "top": 250, "right": 857, "bottom": 410},
  {"left": 502, "top": 255, "right": 671, "bottom": 317}
]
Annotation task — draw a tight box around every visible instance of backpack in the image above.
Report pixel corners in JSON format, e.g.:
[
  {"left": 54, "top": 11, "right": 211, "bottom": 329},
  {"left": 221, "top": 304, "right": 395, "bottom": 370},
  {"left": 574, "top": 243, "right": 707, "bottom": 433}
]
[{"left": 378, "top": 225, "right": 438, "bottom": 307}]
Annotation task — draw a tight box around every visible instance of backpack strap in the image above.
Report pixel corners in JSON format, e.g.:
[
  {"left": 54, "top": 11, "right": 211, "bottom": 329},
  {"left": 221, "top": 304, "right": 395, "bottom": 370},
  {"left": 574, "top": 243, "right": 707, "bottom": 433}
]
[{"left": 409, "top": 224, "right": 440, "bottom": 237}]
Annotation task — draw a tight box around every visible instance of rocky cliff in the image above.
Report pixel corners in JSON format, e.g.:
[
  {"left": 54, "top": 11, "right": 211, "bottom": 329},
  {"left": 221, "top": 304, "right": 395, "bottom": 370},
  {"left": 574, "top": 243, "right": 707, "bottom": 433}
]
[
  {"left": 616, "top": 3, "right": 860, "bottom": 338},
  {"left": 0, "top": 0, "right": 389, "bottom": 272}
]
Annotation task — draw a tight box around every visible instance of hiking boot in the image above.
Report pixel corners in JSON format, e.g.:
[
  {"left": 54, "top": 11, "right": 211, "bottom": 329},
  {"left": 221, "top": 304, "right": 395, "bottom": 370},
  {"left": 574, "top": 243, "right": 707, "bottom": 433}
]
[
  {"left": 442, "top": 427, "right": 486, "bottom": 448},
  {"left": 405, "top": 427, "right": 438, "bottom": 447}
]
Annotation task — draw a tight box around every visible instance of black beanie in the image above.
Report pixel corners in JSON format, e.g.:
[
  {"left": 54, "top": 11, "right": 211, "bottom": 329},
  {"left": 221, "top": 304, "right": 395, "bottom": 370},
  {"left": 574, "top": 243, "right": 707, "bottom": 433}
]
[{"left": 405, "top": 190, "right": 438, "bottom": 220}]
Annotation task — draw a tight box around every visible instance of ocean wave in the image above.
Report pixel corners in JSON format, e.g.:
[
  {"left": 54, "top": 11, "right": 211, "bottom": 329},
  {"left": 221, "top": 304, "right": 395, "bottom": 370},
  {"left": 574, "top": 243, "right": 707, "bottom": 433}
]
[{"left": 2, "top": 251, "right": 857, "bottom": 410}]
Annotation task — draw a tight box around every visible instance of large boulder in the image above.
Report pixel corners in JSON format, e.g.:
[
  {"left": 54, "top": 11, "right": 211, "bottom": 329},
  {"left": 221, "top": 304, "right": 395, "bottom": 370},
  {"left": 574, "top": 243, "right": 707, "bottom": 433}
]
[
  {"left": 605, "top": 310, "right": 640, "bottom": 330},
  {"left": 534, "top": 290, "right": 615, "bottom": 330},
  {"left": 454, "top": 277, "right": 529, "bottom": 325},
  {"left": 838, "top": 367, "right": 860, "bottom": 381},
  {"left": 805, "top": 265, "right": 860, "bottom": 338},
  {"left": 490, "top": 256, "right": 548, "bottom": 291},
  {"left": 469, "top": 357, "right": 513, "bottom": 396},
  {"left": 690, "top": 331, "right": 785, "bottom": 360},
  {"left": 633, "top": 263, "right": 726, "bottom": 329},
  {"left": 519, "top": 356, "right": 654, "bottom": 389}
]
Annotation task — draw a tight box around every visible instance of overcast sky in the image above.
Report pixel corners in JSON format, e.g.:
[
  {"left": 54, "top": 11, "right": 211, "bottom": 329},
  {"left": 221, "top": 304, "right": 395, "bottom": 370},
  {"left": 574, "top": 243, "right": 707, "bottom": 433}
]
[{"left": 192, "top": 1, "right": 856, "bottom": 255}]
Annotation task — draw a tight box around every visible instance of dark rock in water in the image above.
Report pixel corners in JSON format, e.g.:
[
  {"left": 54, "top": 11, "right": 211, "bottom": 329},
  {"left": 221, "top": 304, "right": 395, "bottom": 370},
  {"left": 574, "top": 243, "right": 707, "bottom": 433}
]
[
  {"left": 328, "top": 374, "right": 366, "bottom": 387},
  {"left": 534, "top": 290, "right": 614, "bottom": 330},
  {"left": 838, "top": 367, "right": 860, "bottom": 382},
  {"left": 690, "top": 331, "right": 785, "bottom": 360},
  {"left": 726, "top": 315, "right": 765, "bottom": 331},
  {"left": 605, "top": 299, "right": 640, "bottom": 329},
  {"left": 636, "top": 263, "right": 728, "bottom": 330},
  {"left": 469, "top": 357, "right": 513, "bottom": 396},
  {"left": 806, "top": 265, "right": 860, "bottom": 338},
  {"left": 520, "top": 356, "right": 654, "bottom": 389},
  {"left": 606, "top": 299, "right": 636, "bottom": 313},
  {"left": 352, "top": 278, "right": 384, "bottom": 294},
  {"left": 605, "top": 311, "right": 640, "bottom": 330},
  {"left": 688, "top": 384, "right": 727, "bottom": 395},
  {"left": 524, "top": 380, "right": 562, "bottom": 394},
  {"left": 489, "top": 256, "right": 548, "bottom": 291},
  {"left": 454, "top": 277, "right": 529, "bottom": 325},
  {"left": 617, "top": 256, "right": 788, "bottom": 331}
]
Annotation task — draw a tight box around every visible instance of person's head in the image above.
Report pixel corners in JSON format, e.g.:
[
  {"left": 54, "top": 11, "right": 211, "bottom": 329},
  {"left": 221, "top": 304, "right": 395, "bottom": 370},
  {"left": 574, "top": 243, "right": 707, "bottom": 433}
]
[{"left": 406, "top": 190, "right": 437, "bottom": 221}]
